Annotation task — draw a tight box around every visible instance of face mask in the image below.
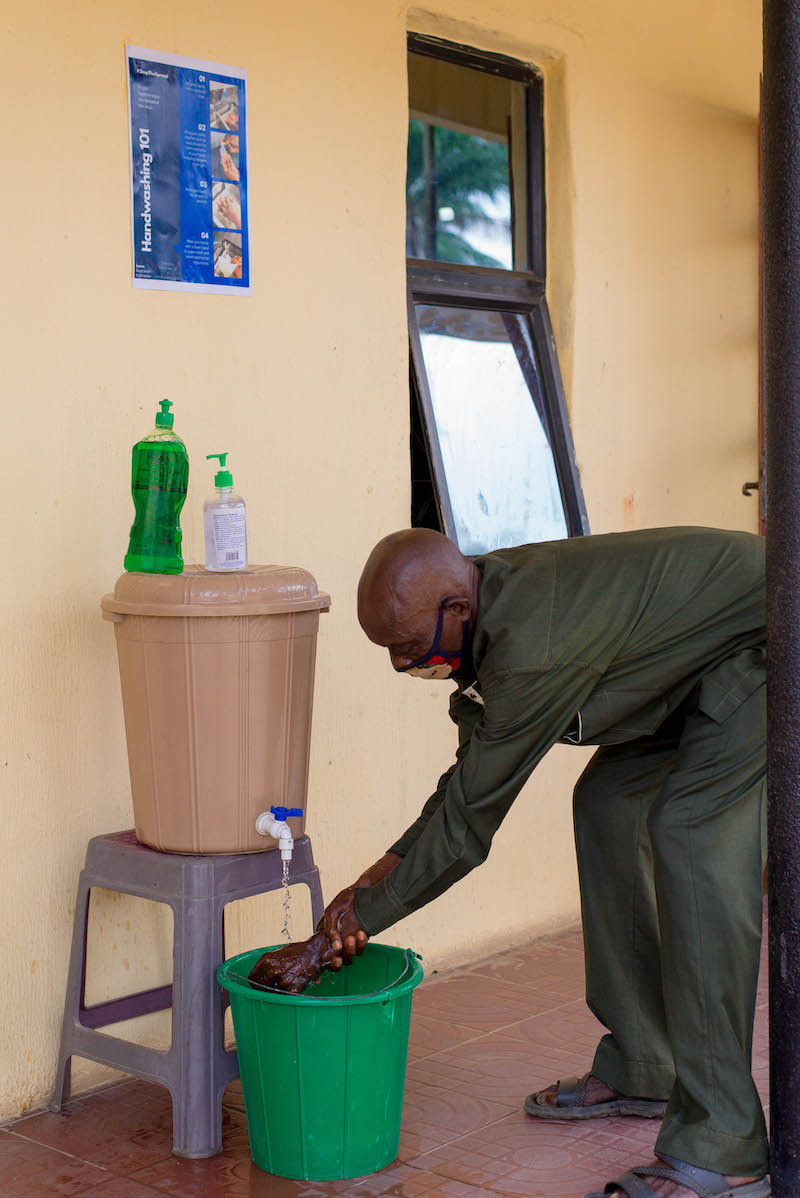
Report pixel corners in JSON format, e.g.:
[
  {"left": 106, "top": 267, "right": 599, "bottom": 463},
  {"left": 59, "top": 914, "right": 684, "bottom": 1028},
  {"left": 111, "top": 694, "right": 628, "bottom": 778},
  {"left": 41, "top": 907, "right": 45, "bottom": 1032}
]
[
  {"left": 407, "top": 661, "right": 458, "bottom": 681},
  {"left": 398, "top": 598, "right": 469, "bottom": 680}
]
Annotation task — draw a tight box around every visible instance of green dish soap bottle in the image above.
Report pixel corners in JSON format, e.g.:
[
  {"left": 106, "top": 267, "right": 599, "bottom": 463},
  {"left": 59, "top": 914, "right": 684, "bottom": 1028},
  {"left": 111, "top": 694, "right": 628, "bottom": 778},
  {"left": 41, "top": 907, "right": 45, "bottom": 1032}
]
[{"left": 124, "top": 399, "right": 189, "bottom": 574}]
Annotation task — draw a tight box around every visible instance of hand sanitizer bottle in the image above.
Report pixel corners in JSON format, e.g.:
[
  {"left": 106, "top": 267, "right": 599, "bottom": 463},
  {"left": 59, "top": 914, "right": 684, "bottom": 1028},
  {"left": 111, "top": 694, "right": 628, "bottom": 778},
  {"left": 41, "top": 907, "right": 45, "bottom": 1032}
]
[{"left": 204, "top": 453, "right": 248, "bottom": 571}]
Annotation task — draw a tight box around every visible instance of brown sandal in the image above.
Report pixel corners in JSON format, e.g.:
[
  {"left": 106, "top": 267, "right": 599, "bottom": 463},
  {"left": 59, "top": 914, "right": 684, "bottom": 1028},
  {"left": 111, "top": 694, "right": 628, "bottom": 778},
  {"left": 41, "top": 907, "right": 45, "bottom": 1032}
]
[
  {"left": 582, "top": 1153, "right": 770, "bottom": 1197},
  {"left": 524, "top": 1072, "right": 667, "bottom": 1121}
]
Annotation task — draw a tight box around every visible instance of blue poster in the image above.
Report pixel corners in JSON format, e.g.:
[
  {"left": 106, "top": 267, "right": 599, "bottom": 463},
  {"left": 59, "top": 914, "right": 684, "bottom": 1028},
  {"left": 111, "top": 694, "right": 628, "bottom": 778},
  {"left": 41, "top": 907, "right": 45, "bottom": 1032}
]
[{"left": 126, "top": 46, "right": 250, "bottom": 295}]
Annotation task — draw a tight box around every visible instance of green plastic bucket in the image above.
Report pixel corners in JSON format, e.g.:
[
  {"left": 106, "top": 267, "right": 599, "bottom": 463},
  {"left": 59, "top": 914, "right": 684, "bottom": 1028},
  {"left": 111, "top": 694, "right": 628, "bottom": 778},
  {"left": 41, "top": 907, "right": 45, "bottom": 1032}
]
[{"left": 217, "top": 943, "right": 423, "bottom": 1180}]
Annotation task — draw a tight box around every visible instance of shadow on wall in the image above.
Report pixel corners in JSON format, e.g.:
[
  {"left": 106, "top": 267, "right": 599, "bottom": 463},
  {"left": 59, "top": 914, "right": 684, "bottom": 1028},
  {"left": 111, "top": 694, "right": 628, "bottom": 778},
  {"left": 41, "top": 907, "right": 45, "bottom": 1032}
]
[
  {"left": 629, "top": 89, "right": 757, "bottom": 344},
  {"left": 584, "top": 84, "right": 759, "bottom": 526}
]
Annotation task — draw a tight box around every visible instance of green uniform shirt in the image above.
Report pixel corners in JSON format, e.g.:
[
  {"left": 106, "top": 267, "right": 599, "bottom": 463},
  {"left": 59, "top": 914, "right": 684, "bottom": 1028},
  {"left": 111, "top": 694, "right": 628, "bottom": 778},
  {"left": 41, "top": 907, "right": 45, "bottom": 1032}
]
[{"left": 353, "top": 527, "right": 766, "bottom": 936}]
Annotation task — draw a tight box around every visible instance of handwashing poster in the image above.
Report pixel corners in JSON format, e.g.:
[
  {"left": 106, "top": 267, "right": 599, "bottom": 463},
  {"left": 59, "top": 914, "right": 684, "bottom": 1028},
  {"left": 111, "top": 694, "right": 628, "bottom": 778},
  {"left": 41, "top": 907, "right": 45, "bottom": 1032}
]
[{"left": 126, "top": 46, "right": 251, "bottom": 295}]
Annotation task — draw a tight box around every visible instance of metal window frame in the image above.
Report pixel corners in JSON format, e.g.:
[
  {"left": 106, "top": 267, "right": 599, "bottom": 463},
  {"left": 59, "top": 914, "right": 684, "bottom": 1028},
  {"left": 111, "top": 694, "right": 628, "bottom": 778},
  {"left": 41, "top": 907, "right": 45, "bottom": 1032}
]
[
  {"left": 408, "top": 264, "right": 588, "bottom": 540},
  {"left": 407, "top": 32, "right": 546, "bottom": 277},
  {"left": 406, "top": 33, "right": 588, "bottom": 543}
]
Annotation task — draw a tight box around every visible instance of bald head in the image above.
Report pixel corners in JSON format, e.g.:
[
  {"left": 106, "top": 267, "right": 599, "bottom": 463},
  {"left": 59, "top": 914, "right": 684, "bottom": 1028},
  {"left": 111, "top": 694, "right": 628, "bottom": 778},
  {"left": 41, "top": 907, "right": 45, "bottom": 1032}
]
[{"left": 358, "top": 529, "right": 480, "bottom": 675}]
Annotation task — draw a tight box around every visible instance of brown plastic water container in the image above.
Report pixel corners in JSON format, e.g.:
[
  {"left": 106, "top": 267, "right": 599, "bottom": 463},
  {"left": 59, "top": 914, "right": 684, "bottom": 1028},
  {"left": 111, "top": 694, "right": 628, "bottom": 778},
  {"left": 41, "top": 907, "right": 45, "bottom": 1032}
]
[{"left": 101, "top": 566, "right": 331, "bottom": 853}]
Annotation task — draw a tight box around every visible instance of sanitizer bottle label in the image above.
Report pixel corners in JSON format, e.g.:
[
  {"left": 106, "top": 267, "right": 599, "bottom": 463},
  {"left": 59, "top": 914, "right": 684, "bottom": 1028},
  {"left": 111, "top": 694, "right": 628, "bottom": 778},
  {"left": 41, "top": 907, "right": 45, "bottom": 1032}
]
[{"left": 211, "top": 506, "right": 247, "bottom": 568}]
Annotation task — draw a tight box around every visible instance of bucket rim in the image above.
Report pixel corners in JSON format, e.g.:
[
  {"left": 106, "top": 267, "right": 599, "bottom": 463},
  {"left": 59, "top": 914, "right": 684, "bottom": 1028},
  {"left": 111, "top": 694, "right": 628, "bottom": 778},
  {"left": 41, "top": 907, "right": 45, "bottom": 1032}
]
[{"left": 217, "top": 943, "right": 423, "bottom": 1006}]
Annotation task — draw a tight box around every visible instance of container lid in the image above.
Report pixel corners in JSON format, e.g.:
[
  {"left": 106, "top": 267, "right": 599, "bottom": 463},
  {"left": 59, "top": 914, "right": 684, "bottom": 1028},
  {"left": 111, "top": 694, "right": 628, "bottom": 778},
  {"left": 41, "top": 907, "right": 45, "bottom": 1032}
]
[
  {"left": 101, "top": 565, "right": 331, "bottom": 618},
  {"left": 155, "top": 398, "right": 174, "bottom": 429}
]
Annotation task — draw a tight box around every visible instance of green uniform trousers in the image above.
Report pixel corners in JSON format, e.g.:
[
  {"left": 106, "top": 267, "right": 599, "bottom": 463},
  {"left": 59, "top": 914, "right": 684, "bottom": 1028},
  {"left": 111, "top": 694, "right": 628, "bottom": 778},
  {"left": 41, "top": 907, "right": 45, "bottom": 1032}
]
[{"left": 573, "top": 682, "right": 768, "bottom": 1176}]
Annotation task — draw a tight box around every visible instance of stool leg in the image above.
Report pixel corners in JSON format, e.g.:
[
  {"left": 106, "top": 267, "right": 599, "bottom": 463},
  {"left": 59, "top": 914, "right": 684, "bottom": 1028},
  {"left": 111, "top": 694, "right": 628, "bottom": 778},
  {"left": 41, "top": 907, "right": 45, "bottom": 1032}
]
[
  {"left": 308, "top": 867, "right": 325, "bottom": 931},
  {"left": 50, "top": 874, "right": 92, "bottom": 1111},
  {"left": 169, "top": 897, "right": 226, "bottom": 1157},
  {"left": 294, "top": 867, "right": 325, "bottom": 932}
]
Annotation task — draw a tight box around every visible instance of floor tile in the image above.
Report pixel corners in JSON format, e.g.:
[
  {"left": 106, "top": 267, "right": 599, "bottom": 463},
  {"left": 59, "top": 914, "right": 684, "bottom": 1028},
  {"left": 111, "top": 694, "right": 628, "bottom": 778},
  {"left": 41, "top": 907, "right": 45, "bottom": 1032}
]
[
  {"left": 75, "top": 1179, "right": 171, "bottom": 1196},
  {"left": 405, "top": 1034, "right": 536, "bottom": 1109},
  {"left": 223, "top": 1080, "right": 246, "bottom": 1113},
  {"left": 548, "top": 930, "right": 585, "bottom": 955},
  {"left": 404, "top": 1002, "right": 608, "bottom": 1112},
  {"left": 133, "top": 1152, "right": 498, "bottom": 1196},
  {"left": 338, "top": 1164, "right": 501, "bottom": 1196},
  {"left": 411, "top": 973, "right": 562, "bottom": 1034},
  {"left": 0, "top": 1129, "right": 111, "bottom": 1196},
  {"left": 494, "top": 1000, "right": 602, "bottom": 1048},
  {"left": 133, "top": 1118, "right": 405, "bottom": 1196},
  {"left": 407, "top": 1109, "right": 660, "bottom": 1197},
  {"left": 466, "top": 943, "right": 586, "bottom": 996},
  {"left": 407, "top": 1014, "right": 483, "bottom": 1061},
  {"left": 493, "top": 1001, "right": 608, "bottom": 1092},
  {"left": 11, "top": 1079, "right": 245, "bottom": 1175},
  {"left": 399, "top": 1078, "right": 515, "bottom": 1158},
  {"left": 134, "top": 1150, "right": 314, "bottom": 1197}
]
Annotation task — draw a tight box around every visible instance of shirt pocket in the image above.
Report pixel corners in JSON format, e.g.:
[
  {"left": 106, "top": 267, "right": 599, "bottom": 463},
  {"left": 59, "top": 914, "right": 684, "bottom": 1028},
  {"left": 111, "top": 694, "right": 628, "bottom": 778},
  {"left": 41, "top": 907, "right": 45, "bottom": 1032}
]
[
  {"left": 696, "top": 646, "right": 766, "bottom": 724},
  {"left": 578, "top": 689, "right": 669, "bottom": 744}
]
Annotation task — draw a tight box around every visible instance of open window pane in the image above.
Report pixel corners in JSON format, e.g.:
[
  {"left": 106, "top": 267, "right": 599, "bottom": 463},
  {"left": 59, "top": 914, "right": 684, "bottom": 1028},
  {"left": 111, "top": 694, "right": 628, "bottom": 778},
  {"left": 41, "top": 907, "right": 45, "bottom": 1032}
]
[
  {"left": 407, "top": 52, "right": 528, "bottom": 270},
  {"left": 414, "top": 304, "right": 569, "bottom": 554}
]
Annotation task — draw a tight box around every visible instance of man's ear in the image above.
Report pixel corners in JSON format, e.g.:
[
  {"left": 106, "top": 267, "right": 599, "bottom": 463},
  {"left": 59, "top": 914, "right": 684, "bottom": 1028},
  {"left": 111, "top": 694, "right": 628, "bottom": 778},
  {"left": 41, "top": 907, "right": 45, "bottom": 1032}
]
[{"left": 443, "top": 596, "right": 471, "bottom": 620}]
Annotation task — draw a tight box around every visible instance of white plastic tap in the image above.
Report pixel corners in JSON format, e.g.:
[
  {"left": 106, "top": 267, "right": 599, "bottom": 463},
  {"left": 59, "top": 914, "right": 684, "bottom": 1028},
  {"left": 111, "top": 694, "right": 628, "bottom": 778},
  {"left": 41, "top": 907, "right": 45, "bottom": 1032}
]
[{"left": 255, "top": 806, "right": 303, "bottom": 861}]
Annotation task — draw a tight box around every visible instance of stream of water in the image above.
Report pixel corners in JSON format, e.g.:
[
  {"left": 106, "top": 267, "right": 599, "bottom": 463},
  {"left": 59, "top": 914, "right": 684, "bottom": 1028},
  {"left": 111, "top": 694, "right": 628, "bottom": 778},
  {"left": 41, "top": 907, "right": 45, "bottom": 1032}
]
[{"left": 281, "top": 859, "right": 291, "bottom": 941}]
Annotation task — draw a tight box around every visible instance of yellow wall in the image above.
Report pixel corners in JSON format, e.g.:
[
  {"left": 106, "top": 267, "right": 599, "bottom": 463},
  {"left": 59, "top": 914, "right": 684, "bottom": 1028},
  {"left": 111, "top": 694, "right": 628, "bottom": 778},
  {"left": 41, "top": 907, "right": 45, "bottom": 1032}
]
[{"left": 0, "top": 0, "right": 761, "bottom": 1117}]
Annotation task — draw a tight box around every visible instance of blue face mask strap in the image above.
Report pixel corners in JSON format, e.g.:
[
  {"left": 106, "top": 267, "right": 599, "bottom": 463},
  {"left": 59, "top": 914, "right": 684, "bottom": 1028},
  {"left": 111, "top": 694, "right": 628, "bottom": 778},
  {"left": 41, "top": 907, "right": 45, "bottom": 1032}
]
[{"left": 398, "top": 597, "right": 467, "bottom": 673}]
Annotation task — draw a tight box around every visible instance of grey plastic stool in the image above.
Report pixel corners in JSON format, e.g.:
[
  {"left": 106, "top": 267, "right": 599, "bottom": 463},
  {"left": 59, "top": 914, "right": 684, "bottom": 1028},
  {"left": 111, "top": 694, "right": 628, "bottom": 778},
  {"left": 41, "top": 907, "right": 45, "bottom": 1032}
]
[{"left": 51, "top": 829, "right": 324, "bottom": 1157}]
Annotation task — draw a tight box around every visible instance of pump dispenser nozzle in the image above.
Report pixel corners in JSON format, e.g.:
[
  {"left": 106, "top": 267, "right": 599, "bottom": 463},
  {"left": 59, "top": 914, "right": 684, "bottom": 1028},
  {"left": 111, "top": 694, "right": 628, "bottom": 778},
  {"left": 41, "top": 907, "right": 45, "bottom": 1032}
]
[{"left": 206, "top": 452, "right": 233, "bottom": 488}]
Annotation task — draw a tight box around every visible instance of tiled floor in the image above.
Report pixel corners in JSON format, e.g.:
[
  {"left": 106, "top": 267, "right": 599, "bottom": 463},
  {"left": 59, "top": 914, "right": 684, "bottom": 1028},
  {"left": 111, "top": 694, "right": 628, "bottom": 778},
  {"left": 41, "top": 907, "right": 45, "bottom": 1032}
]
[{"left": 0, "top": 920, "right": 769, "bottom": 1197}]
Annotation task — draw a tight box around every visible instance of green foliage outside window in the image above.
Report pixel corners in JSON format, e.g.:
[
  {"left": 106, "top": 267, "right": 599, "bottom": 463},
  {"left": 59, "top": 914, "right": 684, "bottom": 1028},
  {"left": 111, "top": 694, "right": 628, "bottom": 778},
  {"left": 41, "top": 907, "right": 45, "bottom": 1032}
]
[{"left": 406, "top": 120, "right": 510, "bottom": 268}]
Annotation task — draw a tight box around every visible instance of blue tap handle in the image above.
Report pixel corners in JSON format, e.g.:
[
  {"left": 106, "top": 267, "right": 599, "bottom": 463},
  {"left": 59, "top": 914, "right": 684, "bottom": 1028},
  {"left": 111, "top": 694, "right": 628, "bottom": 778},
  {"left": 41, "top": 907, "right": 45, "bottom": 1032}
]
[{"left": 270, "top": 805, "right": 304, "bottom": 821}]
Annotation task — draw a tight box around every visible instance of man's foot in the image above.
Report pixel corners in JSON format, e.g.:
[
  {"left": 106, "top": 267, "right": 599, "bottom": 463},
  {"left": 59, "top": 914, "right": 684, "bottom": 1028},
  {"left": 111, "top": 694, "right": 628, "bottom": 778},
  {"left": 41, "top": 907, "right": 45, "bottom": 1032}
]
[
  {"left": 537, "top": 1074, "right": 618, "bottom": 1106},
  {"left": 582, "top": 1154, "right": 769, "bottom": 1197},
  {"left": 524, "top": 1072, "right": 667, "bottom": 1120}
]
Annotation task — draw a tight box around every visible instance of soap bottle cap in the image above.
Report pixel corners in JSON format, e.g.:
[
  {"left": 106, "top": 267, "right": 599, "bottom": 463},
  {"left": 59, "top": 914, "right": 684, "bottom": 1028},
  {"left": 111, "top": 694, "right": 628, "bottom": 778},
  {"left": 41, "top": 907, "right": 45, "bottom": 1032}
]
[
  {"left": 155, "top": 398, "right": 174, "bottom": 429},
  {"left": 207, "top": 452, "right": 233, "bottom": 488}
]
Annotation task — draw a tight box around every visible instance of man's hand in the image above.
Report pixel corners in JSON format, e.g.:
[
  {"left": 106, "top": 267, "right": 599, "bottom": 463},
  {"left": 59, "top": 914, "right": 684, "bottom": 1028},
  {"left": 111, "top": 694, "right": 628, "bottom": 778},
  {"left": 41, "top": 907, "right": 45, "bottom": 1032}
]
[
  {"left": 317, "top": 852, "right": 401, "bottom": 970},
  {"left": 215, "top": 251, "right": 237, "bottom": 277},
  {"left": 216, "top": 191, "right": 242, "bottom": 229},
  {"left": 248, "top": 932, "right": 336, "bottom": 994},
  {"left": 219, "top": 144, "right": 239, "bottom": 181}
]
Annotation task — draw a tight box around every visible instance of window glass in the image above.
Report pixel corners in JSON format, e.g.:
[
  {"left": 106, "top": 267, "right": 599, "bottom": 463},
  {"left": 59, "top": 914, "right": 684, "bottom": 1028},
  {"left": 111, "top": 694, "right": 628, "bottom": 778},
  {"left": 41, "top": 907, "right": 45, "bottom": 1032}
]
[
  {"left": 407, "top": 53, "right": 527, "bottom": 270},
  {"left": 414, "top": 305, "right": 569, "bottom": 553}
]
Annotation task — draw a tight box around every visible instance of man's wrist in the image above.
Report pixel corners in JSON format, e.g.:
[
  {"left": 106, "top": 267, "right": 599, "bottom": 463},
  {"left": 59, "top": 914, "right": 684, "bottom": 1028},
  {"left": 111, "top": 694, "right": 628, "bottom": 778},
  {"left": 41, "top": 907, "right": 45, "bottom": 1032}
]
[
  {"left": 353, "top": 873, "right": 407, "bottom": 937},
  {"left": 389, "top": 826, "right": 424, "bottom": 858},
  {"left": 356, "top": 852, "right": 402, "bottom": 889}
]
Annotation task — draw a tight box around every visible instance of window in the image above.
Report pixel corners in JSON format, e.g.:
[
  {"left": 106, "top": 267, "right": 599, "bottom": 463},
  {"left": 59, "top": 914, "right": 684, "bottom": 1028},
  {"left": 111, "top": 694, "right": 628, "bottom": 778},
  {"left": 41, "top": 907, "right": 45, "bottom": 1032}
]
[{"left": 407, "top": 34, "right": 588, "bottom": 554}]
